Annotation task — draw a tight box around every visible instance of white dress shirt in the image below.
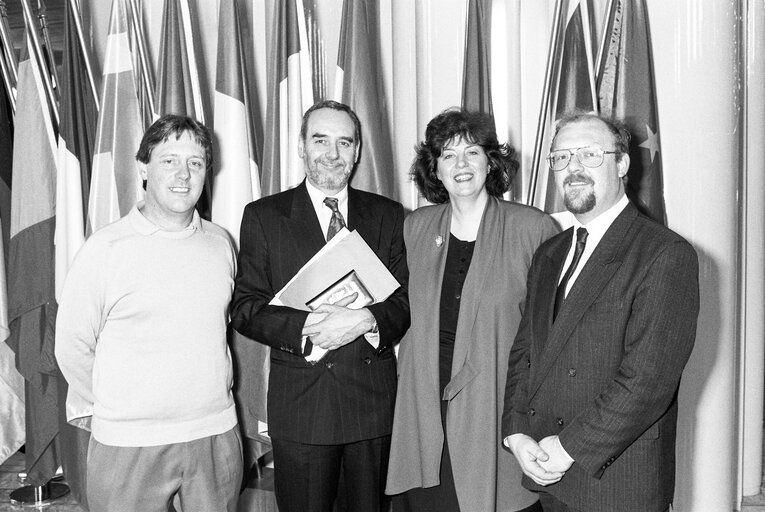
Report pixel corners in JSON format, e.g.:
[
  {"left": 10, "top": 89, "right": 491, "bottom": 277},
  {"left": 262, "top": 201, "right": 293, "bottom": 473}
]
[
  {"left": 558, "top": 194, "right": 630, "bottom": 297},
  {"left": 303, "top": 179, "right": 379, "bottom": 349},
  {"left": 305, "top": 179, "right": 349, "bottom": 241}
]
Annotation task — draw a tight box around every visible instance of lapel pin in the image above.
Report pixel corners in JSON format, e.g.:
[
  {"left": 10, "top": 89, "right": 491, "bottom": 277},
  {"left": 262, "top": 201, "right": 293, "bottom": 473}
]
[{"left": 435, "top": 235, "right": 444, "bottom": 247}]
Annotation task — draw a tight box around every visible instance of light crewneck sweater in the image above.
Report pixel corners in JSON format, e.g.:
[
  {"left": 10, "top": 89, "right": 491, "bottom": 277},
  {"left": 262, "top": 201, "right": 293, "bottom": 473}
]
[{"left": 56, "top": 204, "right": 238, "bottom": 447}]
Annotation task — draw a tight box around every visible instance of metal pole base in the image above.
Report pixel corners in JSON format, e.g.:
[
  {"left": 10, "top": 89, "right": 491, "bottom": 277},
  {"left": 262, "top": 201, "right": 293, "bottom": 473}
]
[{"left": 9, "top": 482, "right": 70, "bottom": 508}]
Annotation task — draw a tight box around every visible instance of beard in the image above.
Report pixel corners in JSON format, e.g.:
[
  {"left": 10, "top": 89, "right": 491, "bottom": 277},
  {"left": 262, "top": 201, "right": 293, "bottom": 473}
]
[
  {"left": 305, "top": 161, "right": 352, "bottom": 191},
  {"left": 564, "top": 189, "right": 596, "bottom": 214},
  {"left": 562, "top": 174, "right": 596, "bottom": 214}
]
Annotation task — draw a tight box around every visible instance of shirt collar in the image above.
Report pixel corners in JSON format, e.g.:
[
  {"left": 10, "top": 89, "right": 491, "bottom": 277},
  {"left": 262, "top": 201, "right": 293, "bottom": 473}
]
[
  {"left": 129, "top": 201, "right": 203, "bottom": 237},
  {"left": 305, "top": 179, "right": 349, "bottom": 212},
  {"left": 573, "top": 194, "right": 629, "bottom": 238}
]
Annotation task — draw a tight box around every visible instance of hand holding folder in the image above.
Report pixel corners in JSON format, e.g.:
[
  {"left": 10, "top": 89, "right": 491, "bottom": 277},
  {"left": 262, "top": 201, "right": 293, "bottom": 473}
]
[{"left": 270, "top": 228, "right": 401, "bottom": 361}]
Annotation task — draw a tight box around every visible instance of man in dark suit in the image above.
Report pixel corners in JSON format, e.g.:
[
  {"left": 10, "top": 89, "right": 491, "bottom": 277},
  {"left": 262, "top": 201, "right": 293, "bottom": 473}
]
[
  {"left": 502, "top": 113, "right": 699, "bottom": 512},
  {"left": 231, "top": 100, "right": 409, "bottom": 512}
]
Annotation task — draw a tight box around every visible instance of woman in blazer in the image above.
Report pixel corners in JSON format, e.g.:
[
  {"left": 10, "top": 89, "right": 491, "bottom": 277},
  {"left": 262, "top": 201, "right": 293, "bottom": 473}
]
[{"left": 386, "top": 109, "right": 558, "bottom": 512}]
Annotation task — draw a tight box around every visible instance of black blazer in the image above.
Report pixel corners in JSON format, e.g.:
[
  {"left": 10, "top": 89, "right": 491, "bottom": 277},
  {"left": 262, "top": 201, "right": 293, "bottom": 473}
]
[
  {"left": 231, "top": 181, "right": 409, "bottom": 444},
  {"left": 502, "top": 203, "right": 699, "bottom": 512}
]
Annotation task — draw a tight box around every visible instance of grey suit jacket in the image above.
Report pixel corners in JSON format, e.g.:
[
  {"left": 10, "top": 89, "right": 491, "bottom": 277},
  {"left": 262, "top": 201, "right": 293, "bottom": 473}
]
[{"left": 502, "top": 202, "right": 699, "bottom": 512}]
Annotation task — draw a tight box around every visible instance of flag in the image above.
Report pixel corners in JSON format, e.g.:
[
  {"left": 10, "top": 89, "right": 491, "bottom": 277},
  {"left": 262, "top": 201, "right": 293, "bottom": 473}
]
[
  {"left": 262, "top": 0, "right": 312, "bottom": 196},
  {"left": 461, "top": 0, "right": 493, "bottom": 116},
  {"left": 213, "top": 0, "right": 270, "bottom": 465},
  {"left": 88, "top": 0, "right": 144, "bottom": 234},
  {"left": 334, "top": 0, "right": 395, "bottom": 198},
  {"left": 0, "top": 82, "right": 23, "bottom": 466},
  {"left": 56, "top": 0, "right": 97, "bottom": 299},
  {"left": 597, "top": 0, "right": 665, "bottom": 224},
  {"left": 0, "top": 224, "right": 24, "bottom": 467},
  {"left": 212, "top": 0, "right": 261, "bottom": 249},
  {"left": 6, "top": 32, "right": 60, "bottom": 487},
  {"left": 156, "top": 0, "right": 212, "bottom": 219},
  {"left": 531, "top": 0, "right": 598, "bottom": 215},
  {"left": 0, "top": 81, "right": 10, "bottom": 249},
  {"left": 53, "top": 1, "right": 98, "bottom": 505}
]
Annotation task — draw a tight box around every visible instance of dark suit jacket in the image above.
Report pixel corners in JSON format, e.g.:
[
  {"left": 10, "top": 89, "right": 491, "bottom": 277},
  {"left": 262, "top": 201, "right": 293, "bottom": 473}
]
[
  {"left": 231, "top": 181, "right": 409, "bottom": 445},
  {"left": 502, "top": 202, "right": 699, "bottom": 512}
]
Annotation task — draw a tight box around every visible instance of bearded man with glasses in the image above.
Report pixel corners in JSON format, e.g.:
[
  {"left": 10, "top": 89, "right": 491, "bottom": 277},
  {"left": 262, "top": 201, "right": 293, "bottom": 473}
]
[{"left": 501, "top": 113, "right": 699, "bottom": 512}]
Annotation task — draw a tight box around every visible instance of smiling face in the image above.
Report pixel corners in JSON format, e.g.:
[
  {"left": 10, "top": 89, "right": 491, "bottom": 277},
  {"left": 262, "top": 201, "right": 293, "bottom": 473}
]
[
  {"left": 552, "top": 118, "right": 629, "bottom": 224},
  {"left": 138, "top": 131, "right": 206, "bottom": 229},
  {"left": 436, "top": 137, "right": 490, "bottom": 202},
  {"left": 299, "top": 108, "right": 359, "bottom": 194}
]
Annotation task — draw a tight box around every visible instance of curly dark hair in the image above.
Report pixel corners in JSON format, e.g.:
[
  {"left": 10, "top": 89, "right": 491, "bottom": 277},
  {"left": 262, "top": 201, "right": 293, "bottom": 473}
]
[{"left": 411, "top": 108, "right": 518, "bottom": 204}]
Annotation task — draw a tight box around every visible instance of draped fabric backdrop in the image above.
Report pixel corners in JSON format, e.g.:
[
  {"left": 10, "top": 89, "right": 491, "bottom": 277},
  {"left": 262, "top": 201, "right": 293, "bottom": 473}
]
[{"left": 0, "top": 1, "right": 760, "bottom": 510}]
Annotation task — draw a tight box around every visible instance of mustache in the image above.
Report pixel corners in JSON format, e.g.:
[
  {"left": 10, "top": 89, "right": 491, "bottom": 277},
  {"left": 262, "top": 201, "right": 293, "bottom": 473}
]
[{"left": 563, "top": 174, "right": 594, "bottom": 187}]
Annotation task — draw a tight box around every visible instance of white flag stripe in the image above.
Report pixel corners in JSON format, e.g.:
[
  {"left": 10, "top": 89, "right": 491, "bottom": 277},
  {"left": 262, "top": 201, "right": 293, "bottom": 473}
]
[
  {"left": 212, "top": 92, "right": 257, "bottom": 249},
  {"left": 54, "top": 144, "right": 86, "bottom": 300}
]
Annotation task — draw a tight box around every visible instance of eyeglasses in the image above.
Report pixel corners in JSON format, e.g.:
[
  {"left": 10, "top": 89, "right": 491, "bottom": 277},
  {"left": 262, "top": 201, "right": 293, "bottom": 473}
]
[{"left": 547, "top": 146, "right": 618, "bottom": 172}]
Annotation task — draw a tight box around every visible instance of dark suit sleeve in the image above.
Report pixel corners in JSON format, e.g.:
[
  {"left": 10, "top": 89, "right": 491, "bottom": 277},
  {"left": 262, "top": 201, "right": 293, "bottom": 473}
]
[
  {"left": 230, "top": 203, "right": 308, "bottom": 354},
  {"left": 502, "top": 249, "right": 541, "bottom": 440},
  {"left": 558, "top": 239, "right": 699, "bottom": 478},
  {"left": 366, "top": 202, "right": 410, "bottom": 352}
]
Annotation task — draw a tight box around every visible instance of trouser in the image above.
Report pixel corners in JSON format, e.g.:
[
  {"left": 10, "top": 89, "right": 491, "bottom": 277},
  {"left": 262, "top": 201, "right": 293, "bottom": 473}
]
[
  {"left": 87, "top": 426, "right": 243, "bottom": 512},
  {"left": 272, "top": 435, "right": 391, "bottom": 512},
  {"left": 538, "top": 491, "right": 671, "bottom": 512}
]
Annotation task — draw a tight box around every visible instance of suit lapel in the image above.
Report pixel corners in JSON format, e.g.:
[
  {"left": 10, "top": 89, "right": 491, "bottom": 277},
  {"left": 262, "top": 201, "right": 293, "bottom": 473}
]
[
  {"left": 288, "top": 181, "right": 326, "bottom": 260},
  {"left": 530, "top": 235, "right": 570, "bottom": 361},
  {"left": 347, "top": 187, "right": 380, "bottom": 251},
  {"left": 529, "top": 205, "right": 638, "bottom": 399}
]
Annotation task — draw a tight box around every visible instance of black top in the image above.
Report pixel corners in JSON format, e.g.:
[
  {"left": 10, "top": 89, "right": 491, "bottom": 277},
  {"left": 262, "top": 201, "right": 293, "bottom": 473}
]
[{"left": 438, "top": 234, "right": 476, "bottom": 397}]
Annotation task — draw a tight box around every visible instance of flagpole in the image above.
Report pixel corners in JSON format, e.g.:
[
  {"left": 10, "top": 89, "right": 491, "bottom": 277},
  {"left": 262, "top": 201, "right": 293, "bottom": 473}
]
[
  {"left": 0, "top": 1, "right": 17, "bottom": 87},
  {"left": 0, "top": 43, "right": 15, "bottom": 115},
  {"left": 178, "top": 0, "right": 205, "bottom": 123},
  {"left": 527, "top": 0, "right": 564, "bottom": 206},
  {"left": 36, "top": 0, "right": 60, "bottom": 103},
  {"left": 20, "top": 0, "right": 58, "bottom": 127},
  {"left": 68, "top": 0, "right": 99, "bottom": 111},
  {"left": 128, "top": 0, "right": 155, "bottom": 118},
  {"left": 595, "top": 0, "right": 615, "bottom": 77}
]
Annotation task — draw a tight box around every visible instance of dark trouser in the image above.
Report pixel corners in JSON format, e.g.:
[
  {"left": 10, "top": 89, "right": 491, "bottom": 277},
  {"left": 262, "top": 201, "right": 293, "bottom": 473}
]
[
  {"left": 272, "top": 435, "right": 391, "bottom": 512},
  {"left": 87, "top": 426, "right": 243, "bottom": 512},
  {"left": 538, "top": 491, "right": 670, "bottom": 512}
]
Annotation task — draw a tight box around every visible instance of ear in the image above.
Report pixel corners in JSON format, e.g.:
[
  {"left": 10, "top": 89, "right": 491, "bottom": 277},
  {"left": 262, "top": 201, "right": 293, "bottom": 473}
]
[
  {"left": 138, "top": 161, "right": 148, "bottom": 181},
  {"left": 617, "top": 153, "right": 630, "bottom": 178},
  {"left": 298, "top": 139, "right": 305, "bottom": 158},
  {"left": 354, "top": 144, "right": 360, "bottom": 164}
]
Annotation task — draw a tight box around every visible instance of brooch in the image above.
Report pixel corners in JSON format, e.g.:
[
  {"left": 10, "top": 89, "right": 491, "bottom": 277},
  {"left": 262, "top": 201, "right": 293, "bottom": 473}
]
[{"left": 435, "top": 235, "right": 444, "bottom": 247}]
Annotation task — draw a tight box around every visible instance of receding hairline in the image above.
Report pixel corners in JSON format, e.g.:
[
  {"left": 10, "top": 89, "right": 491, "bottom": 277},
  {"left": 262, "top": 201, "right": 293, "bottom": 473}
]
[
  {"left": 552, "top": 116, "right": 618, "bottom": 147},
  {"left": 303, "top": 108, "right": 359, "bottom": 143}
]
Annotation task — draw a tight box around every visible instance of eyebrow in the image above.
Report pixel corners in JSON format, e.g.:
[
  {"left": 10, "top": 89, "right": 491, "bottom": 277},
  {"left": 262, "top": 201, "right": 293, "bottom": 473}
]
[{"left": 310, "top": 132, "right": 355, "bottom": 144}]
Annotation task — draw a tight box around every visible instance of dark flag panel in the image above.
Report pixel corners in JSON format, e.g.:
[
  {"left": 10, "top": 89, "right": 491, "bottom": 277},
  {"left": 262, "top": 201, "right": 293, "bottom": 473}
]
[
  {"left": 461, "top": 0, "right": 494, "bottom": 117},
  {"left": 336, "top": 0, "right": 395, "bottom": 198},
  {"left": 543, "top": 0, "right": 598, "bottom": 214},
  {"left": 598, "top": 0, "right": 666, "bottom": 224},
  {"left": 0, "top": 79, "right": 12, "bottom": 258}
]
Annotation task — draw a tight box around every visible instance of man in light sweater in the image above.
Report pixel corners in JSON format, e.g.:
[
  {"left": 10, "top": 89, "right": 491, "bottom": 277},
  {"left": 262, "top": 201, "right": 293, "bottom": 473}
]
[{"left": 56, "top": 115, "right": 242, "bottom": 512}]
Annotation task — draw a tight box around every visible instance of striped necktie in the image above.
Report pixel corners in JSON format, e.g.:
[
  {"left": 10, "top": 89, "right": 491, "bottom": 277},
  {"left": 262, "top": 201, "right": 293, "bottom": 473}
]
[{"left": 323, "top": 197, "right": 346, "bottom": 241}]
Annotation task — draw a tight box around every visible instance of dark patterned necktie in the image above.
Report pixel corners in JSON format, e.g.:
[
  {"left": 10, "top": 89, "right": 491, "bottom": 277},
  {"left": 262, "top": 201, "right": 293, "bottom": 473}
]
[
  {"left": 323, "top": 197, "right": 346, "bottom": 241},
  {"left": 554, "top": 227, "right": 588, "bottom": 320}
]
